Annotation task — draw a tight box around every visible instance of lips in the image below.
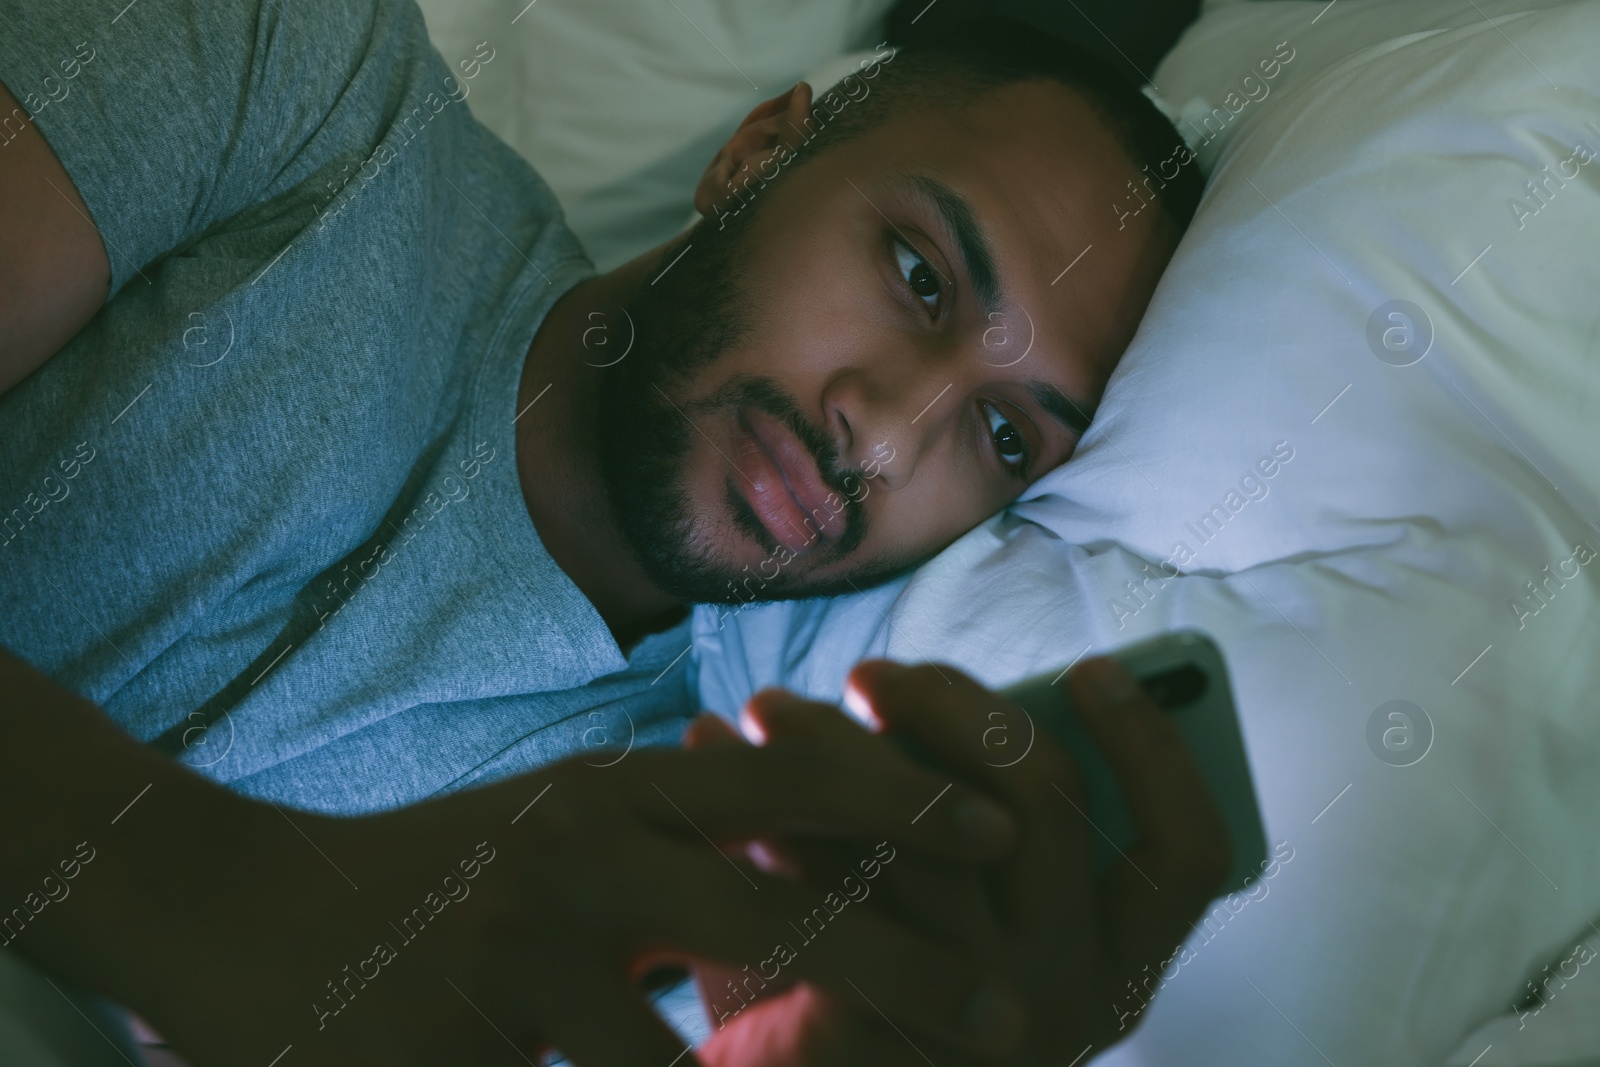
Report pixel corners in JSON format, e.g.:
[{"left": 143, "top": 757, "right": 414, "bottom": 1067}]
[{"left": 733, "top": 407, "right": 847, "bottom": 554}]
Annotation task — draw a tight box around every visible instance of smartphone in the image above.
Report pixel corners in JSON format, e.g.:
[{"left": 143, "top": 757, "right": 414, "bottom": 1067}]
[{"left": 918, "top": 630, "right": 1268, "bottom": 896}]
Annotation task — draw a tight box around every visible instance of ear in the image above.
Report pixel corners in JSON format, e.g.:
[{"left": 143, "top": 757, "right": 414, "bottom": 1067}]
[{"left": 694, "top": 81, "right": 815, "bottom": 218}]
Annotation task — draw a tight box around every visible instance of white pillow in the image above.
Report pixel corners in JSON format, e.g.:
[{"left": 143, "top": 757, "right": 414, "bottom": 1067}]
[
  {"left": 414, "top": 0, "right": 896, "bottom": 270},
  {"left": 691, "top": 1, "right": 1600, "bottom": 1063}
]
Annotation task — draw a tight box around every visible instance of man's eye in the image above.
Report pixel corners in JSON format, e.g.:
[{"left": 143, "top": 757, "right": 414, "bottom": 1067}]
[
  {"left": 983, "top": 401, "right": 1030, "bottom": 476},
  {"left": 893, "top": 239, "right": 942, "bottom": 313}
]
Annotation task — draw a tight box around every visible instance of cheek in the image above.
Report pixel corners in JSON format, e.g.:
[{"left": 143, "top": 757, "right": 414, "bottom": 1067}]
[
  {"left": 864, "top": 465, "right": 1000, "bottom": 560},
  {"left": 678, "top": 434, "right": 741, "bottom": 532}
]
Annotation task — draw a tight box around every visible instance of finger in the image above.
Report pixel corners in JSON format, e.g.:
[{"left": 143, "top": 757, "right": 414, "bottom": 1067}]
[
  {"left": 737, "top": 701, "right": 1003, "bottom": 953},
  {"left": 871, "top": 850, "right": 1003, "bottom": 956},
  {"left": 844, "top": 660, "right": 1094, "bottom": 927},
  {"left": 697, "top": 957, "right": 797, "bottom": 1019},
  {"left": 683, "top": 714, "right": 793, "bottom": 874},
  {"left": 623, "top": 702, "right": 1018, "bottom": 864},
  {"left": 696, "top": 722, "right": 899, "bottom": 903},
  {"left": 844, "top": 660, "right": 1086, "bottom": 807},
  {"left": 806, "top": 985, "right": 990, "bottom": 1067},
  {"left": 1069, "top": 657, "right": 1232, "bottom": 903},
  {"left": 685, "top": 712, "right": 746, "bottom": 749},
  {"left": 698, "top": 983, "right": 984, "bottom": 1067},
  {"left": 743, "top": 832, "right": 861, "bottom": 889},
  {"left": 1068, "top": 657, "right": 1231, "bottom": 974},
  {"left": 739, "top": 826, "right": 1002, "bottom": 958},
  {"left": 738, "top": 688, "right": 858, "bottom": 745},
  {"left": 540, "top": 965, "right": 701, "bottom": 1067},
  {"left": 634, "top": 836, "right": 1027, "bottom": 1057}
]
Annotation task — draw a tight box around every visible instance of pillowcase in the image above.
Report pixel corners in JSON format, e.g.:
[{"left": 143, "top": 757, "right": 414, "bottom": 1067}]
[
  {"left": 414, "top": 0, "right": 897, "bottom": 270},
  {"left": 691, "top": 1, "right": 1600, "bottom": 1062}
]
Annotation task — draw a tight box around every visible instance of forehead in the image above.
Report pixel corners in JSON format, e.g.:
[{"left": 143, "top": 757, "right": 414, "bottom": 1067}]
[
  {"left": 880, "top": 77, "right": 1124, "bottom": 163},
  {"left": 855, "top": 78, "right": 1133, "bottom": 198}
]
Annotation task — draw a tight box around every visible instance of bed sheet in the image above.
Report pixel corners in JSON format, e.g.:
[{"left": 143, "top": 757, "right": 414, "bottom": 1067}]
[
  {"left": 690, "top": 0, "right": 1600, "bottom": 1062},
  {"left": 418, "top": 0, "right": 1600, "bottom": 1061}
]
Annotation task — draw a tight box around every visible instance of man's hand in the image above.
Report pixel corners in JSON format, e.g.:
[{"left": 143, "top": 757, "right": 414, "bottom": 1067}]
[
  {"left": 0, "top": 648, "right": 1034, "bottom": 1067},
  {"left": 696, "top": 655, "right": 1233, "bottom": 1065},
  {"left": 229, "top": 735, "right": 1029, "bottom": 1067}
]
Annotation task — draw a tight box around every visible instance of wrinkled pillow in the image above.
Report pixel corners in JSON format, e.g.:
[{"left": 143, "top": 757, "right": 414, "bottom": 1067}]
[{"left": 691, "top": 1, "right": 1600, "bottom": 1062}]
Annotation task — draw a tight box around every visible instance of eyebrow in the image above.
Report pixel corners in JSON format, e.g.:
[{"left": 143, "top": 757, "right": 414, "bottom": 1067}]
[
  {"left": 887, "top": 173, "right": 1097, "bottom": 440},
  {"left": 892, "top": 171, "right": 1004, "bottom": 318},
  {"left": 1024, "top": 378, "right": 1096, "bottom": 437}
]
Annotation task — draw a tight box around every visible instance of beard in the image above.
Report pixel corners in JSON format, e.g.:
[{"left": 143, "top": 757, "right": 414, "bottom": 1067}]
[{"left": 597, "top": 215, "right": 912, "bottom": 606}]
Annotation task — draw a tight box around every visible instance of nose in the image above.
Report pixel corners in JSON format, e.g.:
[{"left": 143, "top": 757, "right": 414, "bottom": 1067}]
[{"left": 822, "top": 354, "right": 966, "bottom": 492}]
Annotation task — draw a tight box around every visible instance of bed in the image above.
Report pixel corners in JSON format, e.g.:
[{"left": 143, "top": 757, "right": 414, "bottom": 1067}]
[
  {"left": 124, "top": 0, "right": 1600, "bottom": 1063},
  {"left": 417, "top": 0, "right": 1600, "bottom": 1062},
  {"left": 678, "top": 0, "right": 1600, "bottom": 1063}
]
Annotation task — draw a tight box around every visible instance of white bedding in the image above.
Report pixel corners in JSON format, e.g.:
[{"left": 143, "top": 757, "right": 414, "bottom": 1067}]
[
  {"left": 420, "top": 0, "right": 1600, "bottom": 1061},
  {"left": 413, "top": 0, "right": 896, "bottom": 271},
  {"left": 687, "top": 1, "right": 1600, "bottom": 1063}
]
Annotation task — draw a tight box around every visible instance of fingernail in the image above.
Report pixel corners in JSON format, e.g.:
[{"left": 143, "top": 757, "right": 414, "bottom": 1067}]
[
  {"left": 737, "top": 706, "right": 769, "bottom": 745},
  {"left": 964, "top": 982, "right": 1026, "bottom": 1048},
  {"left": 953, "top": 795, "right": 1014, "bottom": 846}
]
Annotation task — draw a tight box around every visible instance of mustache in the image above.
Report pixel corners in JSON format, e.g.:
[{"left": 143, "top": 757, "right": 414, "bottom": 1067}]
[{"left": 698, "top": 374, "right": 872, "bottom": 559}]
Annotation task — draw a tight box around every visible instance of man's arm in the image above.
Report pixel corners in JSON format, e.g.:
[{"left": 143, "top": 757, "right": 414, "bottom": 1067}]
[
  {"left": 0, "top": 78, "right": 109, "bottom": 395},
  {"left": 0, "top": 647, "right": 1034, "bottom": 1065},
  {"left": 0, "top": 648, "right": 305, "bottom": 1040}
]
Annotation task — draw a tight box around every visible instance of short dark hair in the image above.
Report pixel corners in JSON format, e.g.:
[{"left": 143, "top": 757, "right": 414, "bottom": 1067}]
[{"left": 797, "top": 15, "right": 1203, "bottom": 231}]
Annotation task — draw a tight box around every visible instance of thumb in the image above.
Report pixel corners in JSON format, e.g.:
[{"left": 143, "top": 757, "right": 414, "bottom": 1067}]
[{"left": 684, "top": 712, "right": 747, "bottom": 749}]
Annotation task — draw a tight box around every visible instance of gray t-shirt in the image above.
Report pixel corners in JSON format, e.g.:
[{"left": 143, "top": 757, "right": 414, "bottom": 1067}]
[{"left": 0, "top": 0, "right": 695, "bottom": 814}]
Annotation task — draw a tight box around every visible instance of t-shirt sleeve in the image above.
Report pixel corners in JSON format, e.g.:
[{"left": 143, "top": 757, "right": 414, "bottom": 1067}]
[{"left": 0, "top": 0, "right": 423, "bottom": 296}]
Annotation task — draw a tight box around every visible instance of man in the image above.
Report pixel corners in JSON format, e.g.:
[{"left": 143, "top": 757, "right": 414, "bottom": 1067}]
[{"left": 0, "top": 1, "right": 1218, "bottom": 1062}]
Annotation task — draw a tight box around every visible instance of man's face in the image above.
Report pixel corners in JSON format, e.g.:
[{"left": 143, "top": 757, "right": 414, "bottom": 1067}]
[{"left": 602, "top": 79, "right": 1178, "bottom": 606}]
